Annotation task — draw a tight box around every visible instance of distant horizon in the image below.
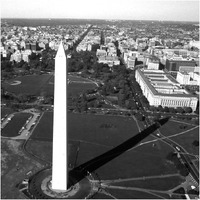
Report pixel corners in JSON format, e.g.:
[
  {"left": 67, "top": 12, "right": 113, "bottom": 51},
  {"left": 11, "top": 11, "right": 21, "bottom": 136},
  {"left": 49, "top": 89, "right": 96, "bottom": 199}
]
[
  {"left": 1, "top": 17, "right": 199, "bottom": 23},
  {"left": 1, "top": 0, "right": 199, "bottom": 22}
]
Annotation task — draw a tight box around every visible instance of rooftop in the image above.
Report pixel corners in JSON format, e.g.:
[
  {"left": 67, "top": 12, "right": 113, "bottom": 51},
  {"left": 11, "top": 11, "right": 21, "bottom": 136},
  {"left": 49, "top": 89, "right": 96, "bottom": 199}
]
[
  {"left": 178, "top": 71, "right": 189, "bottom": 75},
  {"left": 137, "top": 69, "right": 197, "bottom": 98}
]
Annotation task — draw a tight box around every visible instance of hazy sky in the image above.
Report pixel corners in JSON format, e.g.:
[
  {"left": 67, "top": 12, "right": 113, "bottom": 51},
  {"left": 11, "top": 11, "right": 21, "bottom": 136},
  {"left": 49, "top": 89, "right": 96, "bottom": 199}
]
[{"left": 1, "top": 0, "right": 199, "bottom": 22}]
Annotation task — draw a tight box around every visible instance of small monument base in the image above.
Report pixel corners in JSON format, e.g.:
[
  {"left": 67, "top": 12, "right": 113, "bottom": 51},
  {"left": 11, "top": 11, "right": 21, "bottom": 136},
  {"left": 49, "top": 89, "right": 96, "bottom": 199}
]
[
  {"left": 27, "top": 167, "right": 99, "bottom": 199},
  {"left": 41, "top": 176, "right": 80, "bottom": 198}
]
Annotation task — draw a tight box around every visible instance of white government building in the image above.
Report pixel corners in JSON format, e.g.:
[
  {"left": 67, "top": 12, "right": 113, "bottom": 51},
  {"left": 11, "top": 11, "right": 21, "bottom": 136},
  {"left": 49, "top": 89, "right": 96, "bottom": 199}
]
[
  {"left": 135, "top": 69, "right": 198, "bottom": 111},
  {"left": 176, "top": 71, "right": 200, "bottom": 85}
]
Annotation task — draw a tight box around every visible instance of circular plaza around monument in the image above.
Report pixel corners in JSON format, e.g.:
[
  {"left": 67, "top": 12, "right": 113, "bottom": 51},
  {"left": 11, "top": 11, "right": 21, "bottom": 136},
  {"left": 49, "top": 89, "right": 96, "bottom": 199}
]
[{"left": 28, "top": 168, "right": 99, "bottom": 199}]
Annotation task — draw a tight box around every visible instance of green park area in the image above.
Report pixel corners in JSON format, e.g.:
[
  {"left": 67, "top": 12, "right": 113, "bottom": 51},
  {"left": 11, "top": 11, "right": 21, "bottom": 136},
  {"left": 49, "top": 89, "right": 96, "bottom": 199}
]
[
  {"left": 3, "top": 74, "right": 96, "bottom": 97},
  {"left": 28, "top": 112, "right": 138, "bottom": 144},
  {"left": 172, "top": 127, "right": 199, "bottom": 155},
  {"left": 103, "top": 188, "right": 168, "bottom": 199},
  {"left": 68, "top": 75, "right": 92, "bottom": 82},
  {"left": 68, "top": 82, "right": 96, "bottom": 96},
  {"left": 159, "top": 120, "right": 199, "bottom": 155},
  {"left": 3, "top": 74, "right": 53, "bottom": 95},
  {"left": 24, "top": 112, "right": 184, "bottom": 199},
  {"left": 110, "top": 175, "right": 184, "bottom": 190}
]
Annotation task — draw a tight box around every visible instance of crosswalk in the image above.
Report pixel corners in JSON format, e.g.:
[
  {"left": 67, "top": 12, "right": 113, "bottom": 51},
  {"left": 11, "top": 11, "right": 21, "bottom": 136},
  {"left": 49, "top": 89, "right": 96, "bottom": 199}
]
[{"left": 189, "top": 174, "right": 198, "bottom": 187}]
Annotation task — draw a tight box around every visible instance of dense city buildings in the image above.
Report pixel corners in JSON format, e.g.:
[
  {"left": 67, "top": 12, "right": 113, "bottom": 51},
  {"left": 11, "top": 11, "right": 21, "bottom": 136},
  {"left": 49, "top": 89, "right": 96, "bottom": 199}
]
[
  {"left": 135, "top": 69, "right": 198, "bottom": 111},
  {"left": 96, "top": 44, "right": 120, "bottom": 67},
  {"left": 1, "top": 19, "right": 199, "bottom": 109},
  {"left": 176, "top": 71, "right": 200, "bottom": 85},
  {"left": 1, "top": 21, "right": 91, "bottom": 62},
  {"left": 165, "top": 59, "right": 196, "bottom": 71}
]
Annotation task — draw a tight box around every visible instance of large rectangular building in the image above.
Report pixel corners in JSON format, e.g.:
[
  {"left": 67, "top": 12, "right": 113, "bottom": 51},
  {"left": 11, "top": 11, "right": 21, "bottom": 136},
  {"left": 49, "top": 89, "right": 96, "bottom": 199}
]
[
  {"left": 165, "top": 59, "right": 196, "bottom": 71},
  {"left": 135, "top": 69, "right": 198, "bottom": 111}
]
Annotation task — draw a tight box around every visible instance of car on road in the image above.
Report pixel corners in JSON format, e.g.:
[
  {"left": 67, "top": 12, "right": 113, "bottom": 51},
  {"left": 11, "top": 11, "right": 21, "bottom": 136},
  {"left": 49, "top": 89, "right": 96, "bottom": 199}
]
[
  {"left": 175, "top": 146, "right": 181, "bottom": 151},
  {"left": 22, "top": 179, "right": 29, "bottom": 184}
]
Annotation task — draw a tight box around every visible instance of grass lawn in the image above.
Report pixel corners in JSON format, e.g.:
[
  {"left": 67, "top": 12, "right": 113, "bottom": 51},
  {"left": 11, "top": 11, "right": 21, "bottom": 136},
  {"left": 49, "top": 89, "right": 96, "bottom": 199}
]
[
  {"left": 3, "top": 74, "right": 96, "bottom": 97},
  {"left": 1, "top": 113, "right": 32, "bottom": 137},
  {"left": 159, "top": 120, "right": 199, "bottom": 154},
  {"left": 159, "top": 120, "right": 196, "bottom": 137},
  {"left": 111, "top": 175, "right": 184, "bottom": 190},
  {"left": 39, "top": 80, "right": 54, "bottom": 96},
  {"left": 30, "top": 112, "right": 53, "bottom": 141},
  {"left": 68, "top": 113, "right": 139, "bottom": 147},
  {"left": 48, "top": 75, "right": 92, "bottom": 82},
  {"left": 47, "top": 74, "right": 97, "bottom": 96},
  {"left": 68, "top": 75, "right": 92, "bottom": 82},
  {"left": 25, "top": 140, "right": 80, "bottom": 167},
  {"left": 25, "top": 112, "right": 182, "bottom": 199},
  {"left": 105, "top": 188, "right": 162, "bottom": 199},
  {"left": 25, "top": 140, "right": 52, "bottom": 163},
  {"left": 47, "top": 76, "right": 96, "bottom": 97},
  {"left": 95, "top": 141, "right": 178, "bottom": 180},
  {"left": 171, "top": 127, "right": 199, "bottom": 155},
  {"left": 74, "top": 141, "right": 112, "bottom": 166},
  {"left": 31, "top": 112, "right": 139, "bottom": 146},
  {"left": 68, "top": 82, "right": 96, "bottom": 96},
  {"left": 3, "top": 74, "right": 53, "bottom": 95},
  {"left": 92, "top": 192, "right": 113, "bottom": 199}
]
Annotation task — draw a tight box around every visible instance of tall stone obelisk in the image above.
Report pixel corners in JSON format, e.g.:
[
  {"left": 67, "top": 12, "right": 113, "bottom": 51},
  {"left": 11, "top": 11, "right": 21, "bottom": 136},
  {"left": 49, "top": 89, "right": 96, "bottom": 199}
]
[{"left": 52, "top": 41, "right": 67, "bottom": 190}]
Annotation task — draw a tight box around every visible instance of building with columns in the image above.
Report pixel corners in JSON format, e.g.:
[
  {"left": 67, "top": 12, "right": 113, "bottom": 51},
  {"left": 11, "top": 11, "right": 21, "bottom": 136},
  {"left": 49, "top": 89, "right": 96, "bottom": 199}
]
[{"left": 135, "top": 69, "right": 198, "bottom": 111}]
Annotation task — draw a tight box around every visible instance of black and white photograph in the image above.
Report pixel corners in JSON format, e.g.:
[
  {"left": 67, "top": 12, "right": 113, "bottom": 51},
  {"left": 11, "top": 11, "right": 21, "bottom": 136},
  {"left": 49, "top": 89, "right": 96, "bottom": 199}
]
[{"left": 1, "top": 0, "right": 199, "bottom": 199}]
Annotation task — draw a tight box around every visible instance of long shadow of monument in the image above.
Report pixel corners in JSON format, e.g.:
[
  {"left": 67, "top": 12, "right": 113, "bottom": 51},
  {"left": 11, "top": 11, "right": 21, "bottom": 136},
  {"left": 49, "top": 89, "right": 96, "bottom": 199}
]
[{"left": 68, "top": 117, "right": 170, "bottom": 188}]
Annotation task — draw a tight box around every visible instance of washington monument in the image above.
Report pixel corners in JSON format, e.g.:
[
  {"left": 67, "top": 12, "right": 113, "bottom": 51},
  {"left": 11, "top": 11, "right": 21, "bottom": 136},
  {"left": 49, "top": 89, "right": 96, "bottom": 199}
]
[{"left": 52, "top": 41, "right": 68, "bottom": 191}]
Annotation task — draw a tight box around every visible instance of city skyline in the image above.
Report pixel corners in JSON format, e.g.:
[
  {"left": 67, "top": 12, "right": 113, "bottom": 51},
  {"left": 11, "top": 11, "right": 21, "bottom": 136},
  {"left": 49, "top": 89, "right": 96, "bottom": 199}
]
[{"left": 1, "top": 0, "right": 199, "bottom": 22}]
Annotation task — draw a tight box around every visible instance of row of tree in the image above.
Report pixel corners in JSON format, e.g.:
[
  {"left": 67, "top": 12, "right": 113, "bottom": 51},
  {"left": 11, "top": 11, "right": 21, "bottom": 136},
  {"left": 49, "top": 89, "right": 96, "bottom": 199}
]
[
  {"left": 68, "top": 50, "right": 96, "bottom": 72},
  {"left": 149, "top": 105, "right": 193, "bottom": 114}
]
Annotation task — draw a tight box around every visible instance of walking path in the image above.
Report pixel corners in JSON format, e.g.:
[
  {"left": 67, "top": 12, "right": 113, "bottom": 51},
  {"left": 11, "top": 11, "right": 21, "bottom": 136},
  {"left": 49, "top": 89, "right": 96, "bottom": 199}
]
[
  {"left": 170, "top": 119, "right": 197, "bottom": 126},
  {"left": 93, "top": 173, "right": 180, "bottom": 184},
  {"left": 138, "top": 126, "right": 199, "bottom": 147}
]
